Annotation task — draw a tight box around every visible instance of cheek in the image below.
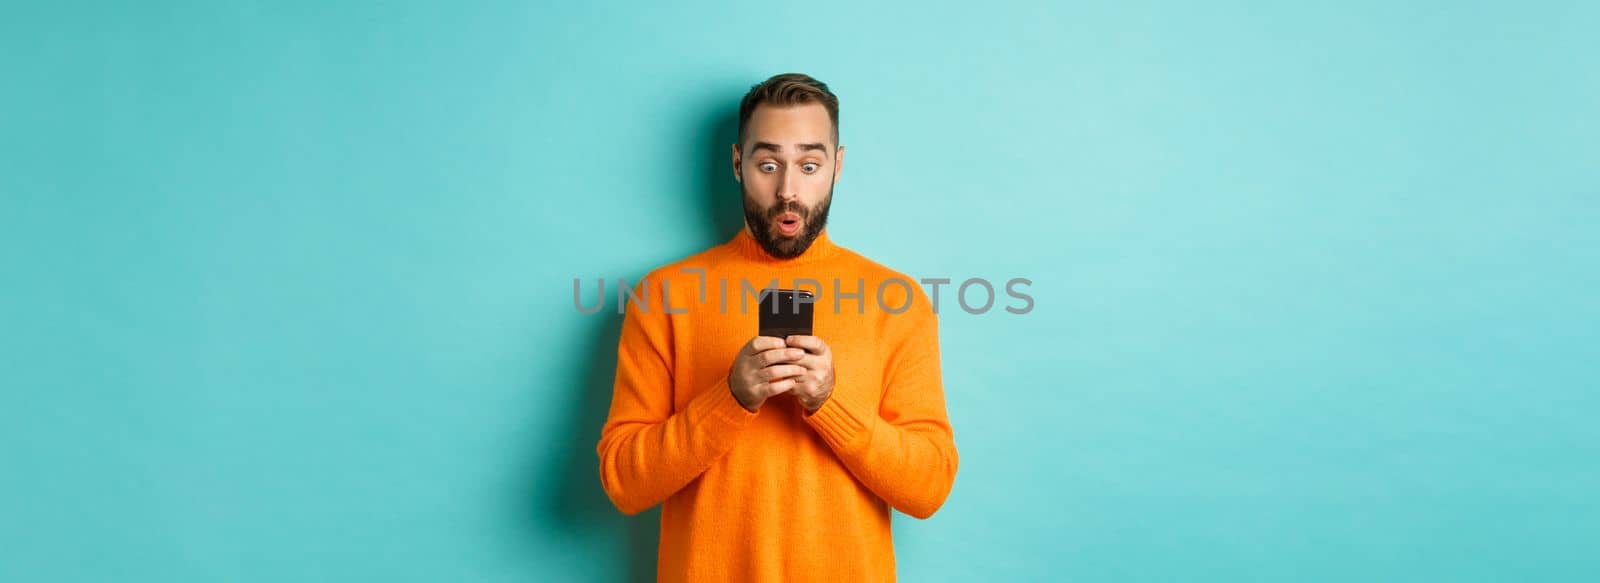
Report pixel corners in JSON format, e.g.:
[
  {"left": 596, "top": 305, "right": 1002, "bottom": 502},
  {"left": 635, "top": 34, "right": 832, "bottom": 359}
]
[
  {"left": 742, "top": 169, "right": 773, "bottom": 186},
  {"left": 803, "top": 175, "right": 833, "bottom": 197}
]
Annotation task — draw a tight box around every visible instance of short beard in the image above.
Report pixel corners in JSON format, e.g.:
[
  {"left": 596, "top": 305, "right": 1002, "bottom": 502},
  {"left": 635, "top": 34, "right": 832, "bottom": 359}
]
[{"left": 742, "top": 182, "right": 833, "bottom": 260}]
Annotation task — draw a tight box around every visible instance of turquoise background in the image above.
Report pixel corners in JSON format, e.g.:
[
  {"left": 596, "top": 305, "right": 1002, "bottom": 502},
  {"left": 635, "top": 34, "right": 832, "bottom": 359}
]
[{"left": 3, "top": 1, "right": 1597, "bottom": 581}]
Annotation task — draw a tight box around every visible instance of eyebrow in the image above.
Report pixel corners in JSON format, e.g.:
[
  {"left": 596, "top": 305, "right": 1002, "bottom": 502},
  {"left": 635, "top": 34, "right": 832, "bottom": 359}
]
[{"left": 749, "top": 141, "right": 830, "bottom": 155}]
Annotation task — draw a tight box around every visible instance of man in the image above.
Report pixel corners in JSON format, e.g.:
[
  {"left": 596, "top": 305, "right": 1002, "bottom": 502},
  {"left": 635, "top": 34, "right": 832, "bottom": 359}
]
[{"left": 596, "top": 73, "right": 958, "bottom": 582}]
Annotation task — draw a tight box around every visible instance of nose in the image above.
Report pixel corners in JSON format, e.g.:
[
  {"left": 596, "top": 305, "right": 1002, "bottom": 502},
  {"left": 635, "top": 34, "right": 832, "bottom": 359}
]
[{"left": 776, "top": 168, "right": 799, "bottom": 203}]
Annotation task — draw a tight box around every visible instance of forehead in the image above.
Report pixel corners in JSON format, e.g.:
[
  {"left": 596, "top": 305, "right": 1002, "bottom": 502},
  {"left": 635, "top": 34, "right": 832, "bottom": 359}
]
[{"left": 745, "top": 102, "right": 834, "bottom": 146}]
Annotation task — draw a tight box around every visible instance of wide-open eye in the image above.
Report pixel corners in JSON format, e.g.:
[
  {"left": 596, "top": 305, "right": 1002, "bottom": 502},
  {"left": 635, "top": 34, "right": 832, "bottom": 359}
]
[
  {"left": 801, "top": 163, "right": 819, "bottom": 173},
  {"left": 759, "top": 162, "right": 778, "bottom": 172}
]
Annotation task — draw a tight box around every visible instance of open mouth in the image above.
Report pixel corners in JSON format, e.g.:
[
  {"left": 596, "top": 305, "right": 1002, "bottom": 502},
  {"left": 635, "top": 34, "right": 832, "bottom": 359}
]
[{"left": 774, "top": 212, "right": 803, "bottom": 236}]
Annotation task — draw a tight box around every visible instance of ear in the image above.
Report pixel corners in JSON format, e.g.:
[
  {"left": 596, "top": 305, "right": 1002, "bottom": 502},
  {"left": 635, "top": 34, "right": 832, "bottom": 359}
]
[
  {"left": 730, "top": 143, "right": 742, "bottom": 183},
  {"left": 833, "top": 145, "right": 845, "bottom": 182}
]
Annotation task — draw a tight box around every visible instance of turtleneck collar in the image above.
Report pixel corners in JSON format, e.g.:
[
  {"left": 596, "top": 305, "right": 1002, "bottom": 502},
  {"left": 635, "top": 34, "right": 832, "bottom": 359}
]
[{"left": 728, "top": 226, "right": 841, "bottom": 266}]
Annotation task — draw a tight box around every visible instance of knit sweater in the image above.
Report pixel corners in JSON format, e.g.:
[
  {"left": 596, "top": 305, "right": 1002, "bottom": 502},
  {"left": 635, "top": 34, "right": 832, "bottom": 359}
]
[{"left": 595, "top": 227, "right": 959, "bottom": 582}]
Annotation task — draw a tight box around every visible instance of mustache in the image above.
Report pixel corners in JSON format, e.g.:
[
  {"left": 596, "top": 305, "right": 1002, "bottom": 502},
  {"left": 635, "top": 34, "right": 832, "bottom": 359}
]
[{"left": 765, "top": 201, "right": 810, "bottom": 221}]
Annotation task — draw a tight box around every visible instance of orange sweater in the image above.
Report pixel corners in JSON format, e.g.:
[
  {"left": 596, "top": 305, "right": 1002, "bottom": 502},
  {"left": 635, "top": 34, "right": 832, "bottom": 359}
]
[{"left": 596, "top": 227, "right": 959, "bottom": 582}]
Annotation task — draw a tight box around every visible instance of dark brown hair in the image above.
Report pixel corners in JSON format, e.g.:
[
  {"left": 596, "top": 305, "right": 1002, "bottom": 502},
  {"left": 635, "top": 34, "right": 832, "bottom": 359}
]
[{"left": 737, "top": 73, "right": 840, "bottom": 147}]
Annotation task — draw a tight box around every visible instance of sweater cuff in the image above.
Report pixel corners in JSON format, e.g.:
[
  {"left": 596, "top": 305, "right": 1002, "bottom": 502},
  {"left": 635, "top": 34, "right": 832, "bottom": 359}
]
[
  {"left": 686, "top": 376, "right": 758, "bottom": 444},
  {"left": 802, "top": 388, "right": 874, "bottom": 454}
]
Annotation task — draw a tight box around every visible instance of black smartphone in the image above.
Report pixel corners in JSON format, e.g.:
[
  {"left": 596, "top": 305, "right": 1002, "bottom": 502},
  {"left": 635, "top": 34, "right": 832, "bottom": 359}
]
[{"left": 758, "top": 288, "right": 814, "bottom": 338}]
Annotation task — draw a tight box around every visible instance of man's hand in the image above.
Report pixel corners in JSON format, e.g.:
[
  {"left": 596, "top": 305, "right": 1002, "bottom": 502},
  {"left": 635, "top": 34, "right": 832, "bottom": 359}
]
[
  {"left": 785, "top": 335, "right": 835, "bottom": 413},
  {"left": 729, "top": 336, "right": 806, "bottom": 412}
]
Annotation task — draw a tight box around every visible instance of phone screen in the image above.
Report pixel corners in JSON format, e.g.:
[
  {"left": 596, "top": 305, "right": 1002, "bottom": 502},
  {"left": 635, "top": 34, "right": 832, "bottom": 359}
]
[{"left": 758, "top": 288, "right": 814, "bottom": 338}]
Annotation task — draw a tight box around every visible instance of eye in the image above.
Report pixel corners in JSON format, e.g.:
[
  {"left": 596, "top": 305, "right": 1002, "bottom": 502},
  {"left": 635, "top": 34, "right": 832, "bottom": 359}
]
[
  {"left": 759, "top": 162, "right": 778, "bottom": 172},
  {"left": 801, "top": 163, "right": 820, "bottom": 173}
]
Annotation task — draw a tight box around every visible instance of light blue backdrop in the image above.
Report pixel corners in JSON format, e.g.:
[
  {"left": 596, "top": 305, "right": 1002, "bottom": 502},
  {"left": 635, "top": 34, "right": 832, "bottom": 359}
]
[{"left": 3, "top": 1, "right": 1597, "bottom": 581}]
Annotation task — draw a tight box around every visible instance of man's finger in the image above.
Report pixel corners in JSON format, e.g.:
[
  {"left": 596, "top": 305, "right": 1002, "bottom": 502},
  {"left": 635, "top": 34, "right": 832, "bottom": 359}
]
[
  {"left": 793, "top": 353, "right": 829, "bottom": 371},
  {"left": 785, "top": 335, "right": 828, "bottom": 354},
  {"left": 763, "top": 364, "right": 806, "bottom": 381},
  {"left": 745, "top": 336, "right": 786, "bottom": 355},
  {"left": 758, "top": 347, "right": 804, "bottom": 366},
  {"left": 763, "top": 378, "right": 796, "bottom": 396}
]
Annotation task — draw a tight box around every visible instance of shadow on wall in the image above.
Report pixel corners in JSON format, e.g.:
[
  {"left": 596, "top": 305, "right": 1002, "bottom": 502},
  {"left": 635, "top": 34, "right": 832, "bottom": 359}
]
[{"left": 535, "top": 93, "right": 744, "bottom": 582}]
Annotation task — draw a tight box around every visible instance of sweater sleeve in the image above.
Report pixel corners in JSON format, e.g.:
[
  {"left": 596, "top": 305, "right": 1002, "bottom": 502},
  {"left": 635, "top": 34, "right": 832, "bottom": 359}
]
[
  {"left": 596, "top": 278, "right": 758, "bottom": 516},
  {"left": 802, "top": 299, "right": 959, "bottom": 519}
]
